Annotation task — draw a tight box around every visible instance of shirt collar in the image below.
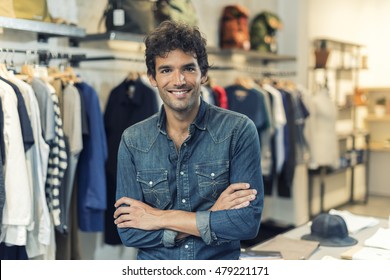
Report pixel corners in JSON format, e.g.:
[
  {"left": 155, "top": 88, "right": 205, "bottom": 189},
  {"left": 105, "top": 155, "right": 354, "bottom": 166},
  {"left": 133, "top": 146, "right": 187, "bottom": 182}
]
[{"left": 157, "top": 98, "right": 208, "bottom": 134}]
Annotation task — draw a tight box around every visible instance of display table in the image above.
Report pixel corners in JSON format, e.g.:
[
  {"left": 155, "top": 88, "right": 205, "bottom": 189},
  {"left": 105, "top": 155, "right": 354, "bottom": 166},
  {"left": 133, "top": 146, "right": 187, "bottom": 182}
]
[{"left": 251, "top": 217, "right": 389, "bottom": 260}]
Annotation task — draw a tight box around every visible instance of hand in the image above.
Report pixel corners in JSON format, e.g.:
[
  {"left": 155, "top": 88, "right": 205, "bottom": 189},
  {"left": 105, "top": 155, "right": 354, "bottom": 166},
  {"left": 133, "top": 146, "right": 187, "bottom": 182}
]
[
  {"left": 114, "top": 197, "right": 163, "bottom": 230},
  {"left": 209, "top": 183, "right": 256, "bottom": 212}
]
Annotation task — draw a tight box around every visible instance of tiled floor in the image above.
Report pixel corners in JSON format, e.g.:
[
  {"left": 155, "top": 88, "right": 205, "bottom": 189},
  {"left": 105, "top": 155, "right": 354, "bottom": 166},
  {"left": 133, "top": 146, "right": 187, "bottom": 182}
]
[{"left": 338, "top": 195, "right": 390, "bottom": 219}]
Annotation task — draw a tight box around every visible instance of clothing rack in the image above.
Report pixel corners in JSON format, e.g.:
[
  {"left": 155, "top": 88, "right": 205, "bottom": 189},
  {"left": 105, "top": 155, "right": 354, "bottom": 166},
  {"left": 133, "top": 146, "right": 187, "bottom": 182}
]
[
  {"left": 209, "top": 64, "right": 296, "bottom": 77},
  {"left": 2, "top": 48, "right": 296, "bottom": 76},
  {"left": 0, "top": 48, "right": 144, "bottom": 68}
]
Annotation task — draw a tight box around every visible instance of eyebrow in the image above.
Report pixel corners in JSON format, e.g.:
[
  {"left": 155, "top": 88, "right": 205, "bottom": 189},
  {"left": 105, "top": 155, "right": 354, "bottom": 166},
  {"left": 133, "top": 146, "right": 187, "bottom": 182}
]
[{"left": 157, "top": 62, "right": 198, "bottom": 71}]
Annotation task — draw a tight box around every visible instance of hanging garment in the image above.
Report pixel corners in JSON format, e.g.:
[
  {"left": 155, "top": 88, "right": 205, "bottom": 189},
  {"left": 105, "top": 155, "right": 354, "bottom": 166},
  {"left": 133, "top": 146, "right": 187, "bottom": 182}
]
[
  {"left": 55, "top": 83, "right": 83, "bottom": 235},
  {"left": 104, "top": 77, "right": 158, "bottom": 244},
  {"left": 276, "top": 88, "right": 297, "bottom": 198},
  {"left": 307, "top": 87, "right": 339, "bottom": 169},
  {"left": 44, "top": 82, "right": 68, "bottom": 227},
  {"left": 212, "top": 85, "right": 228, "bottom": 109},
  {"left": 0, "top": 77, "right": 34, "bottom": 152},
  {"left": 6, "top": 74, "right": 51, "bottom": 258},
  {"left": 225, "top": 84, "right": 270, "bottom": 135},
  {"left": 30, "top": 78, "right": 56, "bottom": 144},
  {"left": 76, "top": 82, "right": 108, "bottom": 232}
]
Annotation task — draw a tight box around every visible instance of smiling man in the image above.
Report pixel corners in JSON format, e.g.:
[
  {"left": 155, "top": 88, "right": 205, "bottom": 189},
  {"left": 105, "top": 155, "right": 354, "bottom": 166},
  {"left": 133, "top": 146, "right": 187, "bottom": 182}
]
[{"left": 114, "top": 20, "right": 264, "bottom": 260}]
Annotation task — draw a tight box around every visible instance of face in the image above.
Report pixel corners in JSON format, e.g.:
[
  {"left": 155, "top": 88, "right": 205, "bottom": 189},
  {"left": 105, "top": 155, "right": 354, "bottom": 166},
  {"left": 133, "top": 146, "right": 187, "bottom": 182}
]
[{"left": 148, "top": 49, "right": 207, "bottom": 119}]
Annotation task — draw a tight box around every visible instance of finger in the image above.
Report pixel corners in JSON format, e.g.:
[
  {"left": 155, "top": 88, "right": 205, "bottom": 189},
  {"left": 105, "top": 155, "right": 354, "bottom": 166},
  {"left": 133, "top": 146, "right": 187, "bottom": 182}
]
[
  {"left": 113, "top": 205, "right": 128, "bottom": 218},
  {"left": 226, "top": 183, "right": 250, "bottom": 194},
  {"left": 229, "top": 188, "right": 257, "bottom": 201},
  {"left": 231, "top": 193, "right": 256, "bottom": 207},
  {"left": 232, "top": 201, "right": 250, "bottom": 209},
  {"left": 114, "top": 197, "right": 132, "bottom": 208}
]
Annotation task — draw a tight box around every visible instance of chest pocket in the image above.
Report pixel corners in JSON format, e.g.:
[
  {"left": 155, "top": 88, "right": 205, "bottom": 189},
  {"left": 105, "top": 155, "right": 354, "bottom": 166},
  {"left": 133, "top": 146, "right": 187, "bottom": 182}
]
[
  {"left": 195, "top": 161, "right": 230, "bottom": 202},
  {"left": 137, "top": 169, "right": 170, "bottom": 209}
]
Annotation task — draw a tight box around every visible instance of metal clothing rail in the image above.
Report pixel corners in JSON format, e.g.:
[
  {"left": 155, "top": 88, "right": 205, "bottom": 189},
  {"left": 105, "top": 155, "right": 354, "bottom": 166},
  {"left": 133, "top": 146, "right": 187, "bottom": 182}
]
[
  {"left": 68, "top": 55, "right": 145, "bottom": 67},
  {"left": 0, "top": 48, "right": 145, "bottom": 67},
  {"left": 210, "top": 64, "right": 296, "bottom": 77},
  {"left": 0, "top": 47, "right": 86, "bottom": 66}
]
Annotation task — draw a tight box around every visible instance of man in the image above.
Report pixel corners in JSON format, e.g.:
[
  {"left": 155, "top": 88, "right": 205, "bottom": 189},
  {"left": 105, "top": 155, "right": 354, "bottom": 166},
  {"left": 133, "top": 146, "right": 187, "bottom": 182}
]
[{"left": 114, "top": 20, "right": 264, "bottom": 260}]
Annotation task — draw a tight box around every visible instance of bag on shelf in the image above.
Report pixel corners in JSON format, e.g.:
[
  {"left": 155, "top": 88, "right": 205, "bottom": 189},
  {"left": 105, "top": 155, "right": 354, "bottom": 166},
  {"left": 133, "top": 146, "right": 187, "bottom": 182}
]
[
  {"left": 154, "top": 0, "right": 198, "bottom": 27},
  {"left": 250, "top": 11, "right": 282, "bottom": 53},
  {"left": 12, "top": 0, "right": 51, "bottom": 22},
  {"left": 0, "top": 0, "right": 15, "bottom": 18},
  {"left": 101, "top": 0, "right": 156, "bottom": 34},
  {"left": 219, "top": 4, "right": 251, "bottom": 50}
]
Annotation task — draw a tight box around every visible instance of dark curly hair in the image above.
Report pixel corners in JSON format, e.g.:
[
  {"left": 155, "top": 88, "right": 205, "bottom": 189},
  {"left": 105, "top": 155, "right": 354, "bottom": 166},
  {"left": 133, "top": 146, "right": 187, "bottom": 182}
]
[{"left": 144, "top": 20, "right": 210, "bottom": 79}]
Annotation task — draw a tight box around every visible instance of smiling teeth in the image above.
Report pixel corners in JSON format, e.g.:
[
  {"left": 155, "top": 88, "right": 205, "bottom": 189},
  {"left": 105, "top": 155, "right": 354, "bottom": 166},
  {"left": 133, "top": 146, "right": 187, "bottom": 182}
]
[{"left": 172, "top": 91, "right": 187, "bottom": 95}]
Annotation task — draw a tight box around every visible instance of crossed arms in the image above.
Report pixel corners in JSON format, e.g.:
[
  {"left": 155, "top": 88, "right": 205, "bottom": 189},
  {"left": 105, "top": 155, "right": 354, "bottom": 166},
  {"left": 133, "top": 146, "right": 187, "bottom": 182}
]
[{"left": 114, "top": 182, "right": 257, "bottom": 240}]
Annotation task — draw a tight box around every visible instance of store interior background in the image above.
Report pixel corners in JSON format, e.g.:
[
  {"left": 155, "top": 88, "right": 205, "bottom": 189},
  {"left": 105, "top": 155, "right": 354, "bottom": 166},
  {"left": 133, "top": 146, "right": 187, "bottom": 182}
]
[{"left": 1, "top": 0, "right": 390, "bottom": 259}]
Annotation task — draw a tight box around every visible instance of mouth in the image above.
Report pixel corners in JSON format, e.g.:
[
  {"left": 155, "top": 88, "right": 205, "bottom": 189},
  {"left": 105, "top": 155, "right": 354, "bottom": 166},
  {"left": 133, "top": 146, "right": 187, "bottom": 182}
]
[{"left": 168, "top": 88, "right": 191, "bottom": 97}]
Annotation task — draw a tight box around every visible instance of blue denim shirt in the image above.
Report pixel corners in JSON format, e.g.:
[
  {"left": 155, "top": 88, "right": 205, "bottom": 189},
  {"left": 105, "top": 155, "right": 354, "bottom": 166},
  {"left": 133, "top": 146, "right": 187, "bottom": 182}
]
[{"left": 116, "top": 99, "right": 264, "bottom": 260}]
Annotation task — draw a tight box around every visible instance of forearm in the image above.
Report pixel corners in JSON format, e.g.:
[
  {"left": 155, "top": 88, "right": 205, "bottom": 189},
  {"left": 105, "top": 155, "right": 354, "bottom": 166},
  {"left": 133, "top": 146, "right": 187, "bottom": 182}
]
[{"left": 159, "top": 210, "right": 200, "bottom": 237}]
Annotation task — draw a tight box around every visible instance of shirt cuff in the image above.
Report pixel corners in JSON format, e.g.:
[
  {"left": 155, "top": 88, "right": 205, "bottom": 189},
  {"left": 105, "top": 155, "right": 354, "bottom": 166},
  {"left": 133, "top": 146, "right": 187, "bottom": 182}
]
[
  {"left": 196, "top": 211, "right": 212, "bottom": 245},
  {"left": 162, "top": 229, "right": 178, "bottom": 248}
]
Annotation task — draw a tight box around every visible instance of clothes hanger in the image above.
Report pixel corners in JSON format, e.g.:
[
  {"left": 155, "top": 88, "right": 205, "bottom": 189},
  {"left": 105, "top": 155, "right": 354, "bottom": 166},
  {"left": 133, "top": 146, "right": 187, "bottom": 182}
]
[
  {"left": 235, "top": 76, "right": 255, "bottom": 90},
  {"left": 0, "top": 49, "right": 11, "bottom": 79}
]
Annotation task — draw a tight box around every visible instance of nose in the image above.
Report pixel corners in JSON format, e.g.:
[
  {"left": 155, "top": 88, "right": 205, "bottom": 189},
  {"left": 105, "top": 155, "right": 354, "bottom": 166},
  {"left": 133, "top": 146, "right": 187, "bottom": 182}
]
[{"left": 173, "top": 71, "right": 186, "bottom": 86}]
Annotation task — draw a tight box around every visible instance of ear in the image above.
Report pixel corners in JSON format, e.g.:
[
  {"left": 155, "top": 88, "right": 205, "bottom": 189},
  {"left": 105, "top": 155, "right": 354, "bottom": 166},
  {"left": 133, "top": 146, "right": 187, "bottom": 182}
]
[
  {"left": 148, "top": 74, "right": 157, "bottom": 87},
  {"left": 201, "top": 75, "right": 208, "bottom": 85}
]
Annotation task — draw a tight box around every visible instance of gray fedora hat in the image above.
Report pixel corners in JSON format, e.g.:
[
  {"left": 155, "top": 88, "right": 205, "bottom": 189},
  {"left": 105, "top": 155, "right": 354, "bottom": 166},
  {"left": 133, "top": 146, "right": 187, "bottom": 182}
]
[{"left": 301, "top": 213, "right": 358, "bottom": 247}]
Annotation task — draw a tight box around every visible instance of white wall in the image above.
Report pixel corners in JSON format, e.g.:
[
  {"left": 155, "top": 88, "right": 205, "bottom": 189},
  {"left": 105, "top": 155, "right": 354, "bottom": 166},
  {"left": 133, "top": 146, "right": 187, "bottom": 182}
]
[{"left": 307, "top": 0, "right": 390, "bottom": 88}]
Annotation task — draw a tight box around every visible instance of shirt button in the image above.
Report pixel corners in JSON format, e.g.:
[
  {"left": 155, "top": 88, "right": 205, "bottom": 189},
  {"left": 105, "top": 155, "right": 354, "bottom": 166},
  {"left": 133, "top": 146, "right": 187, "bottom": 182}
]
[
  {"left": 149, "top": 181, "right": 153, "bottom": 185},
  {"left": 183, "top": 143, "right": 187, "bottom": 146},
  {"left": 211, "top": 173, "right": 215, "bottom": 177},
  {"left": 180, "top": 171, "right": 184, "bottom": 175},
  {"left": 182, "top": 199, "right": 186, "bottom": 203},
  {"left": 184, "top": 245, "right": 189, "bottom": 249}
]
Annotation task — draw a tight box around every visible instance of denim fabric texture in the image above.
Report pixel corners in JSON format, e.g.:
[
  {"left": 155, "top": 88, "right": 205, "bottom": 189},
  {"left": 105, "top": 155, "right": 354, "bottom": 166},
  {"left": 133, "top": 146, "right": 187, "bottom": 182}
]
[{"left": 116, "top": 99, "right": 264, "bottom": 260}]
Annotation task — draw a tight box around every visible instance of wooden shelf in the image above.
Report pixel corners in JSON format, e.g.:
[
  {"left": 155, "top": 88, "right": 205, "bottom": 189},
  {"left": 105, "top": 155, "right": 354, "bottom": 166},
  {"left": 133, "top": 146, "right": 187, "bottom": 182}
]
[
  {"left": 365, "top": 115, "right": 390, "bottom": 122},
  {"left": 356, "top": 87, "right": 390, "bottom": 94},
  {"left": 0, "top": 16, "right": 86, "bottom": 42},
  {"left": 369, "top": 141, "right": 390, "bottom": 151},
  {"left": 313, "top": 37, "right": 364, "bottom": 51},
  {"left": 207, "top": 47, "right": 296, "bottom": 64}
]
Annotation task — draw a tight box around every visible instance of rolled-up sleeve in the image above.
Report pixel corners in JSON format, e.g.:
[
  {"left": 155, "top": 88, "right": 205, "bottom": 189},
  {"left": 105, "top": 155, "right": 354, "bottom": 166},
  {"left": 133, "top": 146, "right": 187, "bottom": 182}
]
[
  {"left": 196, "top": 211, "right": 212, "bottom": 244},
  {"left": 162, "top": 229, "right": 179, "bottom": 247}
]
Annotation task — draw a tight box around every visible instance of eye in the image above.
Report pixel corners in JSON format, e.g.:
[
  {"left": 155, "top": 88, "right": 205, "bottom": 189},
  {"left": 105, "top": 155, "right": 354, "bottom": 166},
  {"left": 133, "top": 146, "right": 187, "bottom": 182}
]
[
  {"left": 160, "top": 68, "right": 171, "bottom": 74},
  {"left": 184, "top": 66, "right": 196, "bottom": 72}
]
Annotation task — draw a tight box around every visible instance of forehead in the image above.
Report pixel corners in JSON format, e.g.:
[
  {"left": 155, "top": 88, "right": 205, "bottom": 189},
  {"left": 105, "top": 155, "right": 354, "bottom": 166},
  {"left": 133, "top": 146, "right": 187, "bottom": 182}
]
[{"left": 155, "top": 49, "right": 198, "bottom": 67}]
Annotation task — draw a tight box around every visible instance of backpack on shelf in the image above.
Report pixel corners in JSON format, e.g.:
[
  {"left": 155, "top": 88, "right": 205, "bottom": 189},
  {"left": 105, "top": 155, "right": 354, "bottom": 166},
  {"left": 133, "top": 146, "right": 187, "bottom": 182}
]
[
  {"left": 13, "top": 0, "right": 51, "bottom": 22},
  {"left": 219, "top": 5, "right": 251, "bottom": 50},
  {"left": 101, "top": 0, "right": 156, "bottom": 34},
  {"left": 250, "top": 11, "right": 282, "bottom": 53},
  {"left": 154, "top": 0, "right": 198, "bottom": 27}
]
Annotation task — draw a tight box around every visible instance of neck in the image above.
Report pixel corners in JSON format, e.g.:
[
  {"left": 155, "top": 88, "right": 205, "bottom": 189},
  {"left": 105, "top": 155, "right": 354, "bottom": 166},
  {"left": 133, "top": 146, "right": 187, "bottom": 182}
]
[{"left": 165, "top": 105, "right": 200, "bottom": 150}]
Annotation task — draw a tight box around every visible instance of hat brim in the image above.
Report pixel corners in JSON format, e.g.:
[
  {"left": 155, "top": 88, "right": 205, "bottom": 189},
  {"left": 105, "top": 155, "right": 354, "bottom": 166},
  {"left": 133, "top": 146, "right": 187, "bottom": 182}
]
[{"left": 301, "top": 234, "right": 358, "bottom": 247}]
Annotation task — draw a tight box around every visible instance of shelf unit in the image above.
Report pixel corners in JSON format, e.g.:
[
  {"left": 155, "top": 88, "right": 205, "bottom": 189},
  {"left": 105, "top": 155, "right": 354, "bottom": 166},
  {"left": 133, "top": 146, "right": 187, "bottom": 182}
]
[
  {"left": 308, "top": 38, "right": 369, "bottom": 218},
  {"left": 310, "top": 38, "right": 367, "bottom": 128}
]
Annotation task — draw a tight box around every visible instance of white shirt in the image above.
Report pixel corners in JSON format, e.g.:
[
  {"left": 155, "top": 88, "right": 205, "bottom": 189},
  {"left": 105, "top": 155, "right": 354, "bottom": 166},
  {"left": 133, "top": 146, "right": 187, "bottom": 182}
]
[{"left": 0, "top": 79, "right": 32, "bottom": 245}]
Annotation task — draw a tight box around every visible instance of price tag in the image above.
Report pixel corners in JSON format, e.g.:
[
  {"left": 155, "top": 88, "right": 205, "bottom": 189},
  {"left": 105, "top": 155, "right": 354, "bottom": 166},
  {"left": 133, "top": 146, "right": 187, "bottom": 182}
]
[{"left": 113, "top": 9, "right": 125, "bottom": 26}]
